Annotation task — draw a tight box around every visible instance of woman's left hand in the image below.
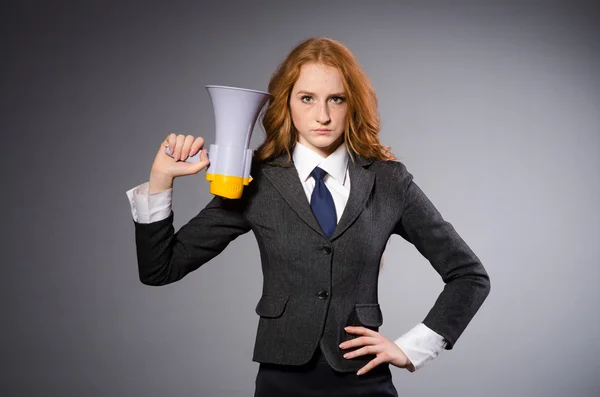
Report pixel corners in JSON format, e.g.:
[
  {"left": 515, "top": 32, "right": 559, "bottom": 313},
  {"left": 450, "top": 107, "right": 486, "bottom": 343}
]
[{"left": 340, "top": 326, "right": 415, "bottom": 375}]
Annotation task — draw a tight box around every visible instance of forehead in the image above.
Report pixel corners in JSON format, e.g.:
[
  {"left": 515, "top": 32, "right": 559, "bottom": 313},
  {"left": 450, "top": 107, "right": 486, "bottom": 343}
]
[{"left": 293, "top": 62, "right": 345, "bottom": 93}]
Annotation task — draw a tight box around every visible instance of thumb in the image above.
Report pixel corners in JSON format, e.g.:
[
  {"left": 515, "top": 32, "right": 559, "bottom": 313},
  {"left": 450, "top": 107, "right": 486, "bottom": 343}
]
[{"left": 189, "top": 149, "right": 210, "bottom": 174}]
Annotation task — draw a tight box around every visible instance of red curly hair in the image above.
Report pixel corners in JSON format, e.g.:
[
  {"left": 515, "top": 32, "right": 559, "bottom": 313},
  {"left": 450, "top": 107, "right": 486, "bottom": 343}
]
[{"left": 255, "top": 37, "right": 395, "bottom": 164}]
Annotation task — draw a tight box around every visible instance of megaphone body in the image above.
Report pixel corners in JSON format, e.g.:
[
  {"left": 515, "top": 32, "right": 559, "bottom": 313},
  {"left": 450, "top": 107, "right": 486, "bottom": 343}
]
[{"left": 166, "top": 85, "right": 271, "bottom": 199}]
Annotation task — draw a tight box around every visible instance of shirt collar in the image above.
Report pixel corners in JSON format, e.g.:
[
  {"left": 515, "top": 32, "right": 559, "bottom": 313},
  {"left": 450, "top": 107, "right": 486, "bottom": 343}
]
[{"left": 292, "top": 141, "right": 349, "bottom": 184}]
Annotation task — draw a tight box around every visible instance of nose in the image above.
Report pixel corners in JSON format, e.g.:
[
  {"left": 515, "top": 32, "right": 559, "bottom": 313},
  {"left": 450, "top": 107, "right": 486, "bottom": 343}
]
[{"left": 316, "top": 102, "right": 331, "bottom": 124}]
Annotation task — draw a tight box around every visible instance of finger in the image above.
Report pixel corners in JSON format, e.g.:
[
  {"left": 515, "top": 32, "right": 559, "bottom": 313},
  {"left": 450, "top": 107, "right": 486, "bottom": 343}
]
[
  {"left": 174, "top": 134, "right": 185, "bottom": 160},
  {"left": 343, "top": 344, "right": 381, "bottom": 360},
  {"left": 190, "top": 136, "right": 205, "bottom": 157},
  {"left": 357, "top": 356, "right": 385, "bottom": 376},
  {"left": 160, "top": 139, "right": 170, "bottom": 154},
  {"left": 339, "top": 336, "right": 378, "bottom": 349},
  {"left": 165, "top": 133, "right": 176, "bottom": 154},
  {"left": 345, "top": 326, "right": 378, "bottom": 337},
  {"left": 181, "top": 135, "right": 195, "bottom": 160}
]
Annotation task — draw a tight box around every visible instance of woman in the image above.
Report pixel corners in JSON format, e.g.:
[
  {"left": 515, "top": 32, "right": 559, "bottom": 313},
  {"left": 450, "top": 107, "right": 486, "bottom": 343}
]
[{"left": 126, "top": 37, "right": 490, "bottom": 397}]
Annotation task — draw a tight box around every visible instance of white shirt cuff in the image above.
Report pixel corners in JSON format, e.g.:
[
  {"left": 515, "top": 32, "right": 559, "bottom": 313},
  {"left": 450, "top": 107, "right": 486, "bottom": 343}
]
[
  {"left": 125, "top": 182, "right": 172, "bottom": 223},
  {"left": 394, "top": 323, "right": 447, "bottom": 372}
]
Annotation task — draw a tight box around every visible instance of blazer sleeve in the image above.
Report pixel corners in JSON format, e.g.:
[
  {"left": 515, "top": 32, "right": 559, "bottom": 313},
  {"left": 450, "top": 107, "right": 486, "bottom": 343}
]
[
  {"left": 392, "top": 162, "right": 491, "bottom": 349},
  {"left": 133, "top": 194, "right": 251, "bottom": 286}
]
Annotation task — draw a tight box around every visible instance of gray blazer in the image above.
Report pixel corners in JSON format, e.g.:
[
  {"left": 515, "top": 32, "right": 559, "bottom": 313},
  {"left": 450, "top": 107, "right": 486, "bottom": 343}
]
[{"left": 133, "top": 151, "right": 491, "bottom": 372}]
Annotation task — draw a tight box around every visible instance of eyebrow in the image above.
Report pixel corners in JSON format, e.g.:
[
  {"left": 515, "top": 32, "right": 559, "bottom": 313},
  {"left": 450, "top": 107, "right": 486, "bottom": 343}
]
[{"left": 295, "top": 91, "right": 346, "bottom": 97}]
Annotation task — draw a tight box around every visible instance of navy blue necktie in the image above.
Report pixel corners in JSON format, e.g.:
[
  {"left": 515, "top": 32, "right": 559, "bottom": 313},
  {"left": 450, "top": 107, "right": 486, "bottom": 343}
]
[{"left": 310, "top": 167, "right": 337, "bottom": 238}]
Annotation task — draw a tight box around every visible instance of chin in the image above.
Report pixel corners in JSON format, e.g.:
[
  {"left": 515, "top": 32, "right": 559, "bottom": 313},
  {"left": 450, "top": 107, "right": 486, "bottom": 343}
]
[
  {"left": 314, "top": 134, "right": 342, "bottom": 143},
  {"left": 298, "top": 132, "right": 344, "bottom": 152},
  {"left": 311, "top": 140, "right": 338, "bottom": 148}
]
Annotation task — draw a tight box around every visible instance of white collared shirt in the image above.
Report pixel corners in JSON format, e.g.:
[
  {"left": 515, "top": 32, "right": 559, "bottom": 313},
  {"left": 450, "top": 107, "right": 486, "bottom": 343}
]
[
  {"left": 292, "top": 141, "right": 350, "bottom": 223},
  {"left": 125, "top": 142, "right": 447, "bottom": 371}
]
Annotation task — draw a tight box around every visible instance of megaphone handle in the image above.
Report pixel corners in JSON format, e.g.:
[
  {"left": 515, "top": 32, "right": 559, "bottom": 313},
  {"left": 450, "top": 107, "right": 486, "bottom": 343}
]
[{"left": 164, "top": 147, "right": 203, "bottom": 163}]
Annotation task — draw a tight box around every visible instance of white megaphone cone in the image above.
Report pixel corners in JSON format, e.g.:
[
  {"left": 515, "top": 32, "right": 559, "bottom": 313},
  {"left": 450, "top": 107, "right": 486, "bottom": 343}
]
[{"left": 166, "top": 85, "right": 271, "bottom": 199}]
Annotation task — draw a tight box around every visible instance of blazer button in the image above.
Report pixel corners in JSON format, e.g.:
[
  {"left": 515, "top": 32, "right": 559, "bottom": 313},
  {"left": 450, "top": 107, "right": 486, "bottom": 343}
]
[
  {"left": 317, "top": 290, "right": 329, "bottom": 299},
  {"left": 321, "top": 246, "right": 332, "bottom": 254}
]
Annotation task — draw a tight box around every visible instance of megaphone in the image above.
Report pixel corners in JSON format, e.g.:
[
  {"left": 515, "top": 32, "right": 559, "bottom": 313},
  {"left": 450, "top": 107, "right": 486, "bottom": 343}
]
[{"left": 165, "top": 85, "right": 271, "bottom": 199}]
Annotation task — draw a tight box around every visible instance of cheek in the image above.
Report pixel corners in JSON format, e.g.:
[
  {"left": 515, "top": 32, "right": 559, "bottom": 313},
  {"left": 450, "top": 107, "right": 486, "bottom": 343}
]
[
  {"left": 290, "top": 104, "right": 309, "bottom": 127},
  {"left": 289, "top": 104, "right": 299, "bottom": 126},
  {"left": 333, "top": 107, "right": 348, "bottom": 125}
]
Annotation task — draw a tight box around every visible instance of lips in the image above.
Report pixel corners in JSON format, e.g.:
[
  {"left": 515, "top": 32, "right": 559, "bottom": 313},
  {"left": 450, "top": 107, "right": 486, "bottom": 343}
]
[{"left": 314, "top": 129, "right": 332, "bottom": 134}]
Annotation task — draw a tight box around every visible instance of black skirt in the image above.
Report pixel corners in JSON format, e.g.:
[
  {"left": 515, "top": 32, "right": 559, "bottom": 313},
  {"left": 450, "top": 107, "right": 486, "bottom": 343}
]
[{"left": 254, "top": 346, "right": 399, "bottom": 397}]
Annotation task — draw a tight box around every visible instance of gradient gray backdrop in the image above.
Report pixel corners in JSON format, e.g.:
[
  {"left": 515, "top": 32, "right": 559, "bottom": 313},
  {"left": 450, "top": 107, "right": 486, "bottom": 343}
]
[{"left": 3, "top": 0, "right": 599, "bottom": 396}]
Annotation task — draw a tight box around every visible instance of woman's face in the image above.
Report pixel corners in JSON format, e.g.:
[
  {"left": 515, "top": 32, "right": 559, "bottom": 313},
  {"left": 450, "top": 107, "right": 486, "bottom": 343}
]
[{"left": 289, "top": 62, "right": 348, "bottom": 157}]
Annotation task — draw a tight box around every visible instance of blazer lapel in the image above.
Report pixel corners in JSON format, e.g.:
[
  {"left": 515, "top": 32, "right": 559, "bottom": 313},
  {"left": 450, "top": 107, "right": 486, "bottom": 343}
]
[
  {"left": 329, "top": 154, "right": 374, "bottom": 240},
  {"left": 263, "top": 154, "right": 326, "bottom": 237},
  {"left": 262, "top": 151, "right": 374, "bottom": 240}
]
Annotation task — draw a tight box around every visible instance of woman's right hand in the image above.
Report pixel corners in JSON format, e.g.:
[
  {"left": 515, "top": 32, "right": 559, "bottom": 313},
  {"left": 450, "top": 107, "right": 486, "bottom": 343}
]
[{"left": 149, "top": 133, "right": 210, "bottom": 193}]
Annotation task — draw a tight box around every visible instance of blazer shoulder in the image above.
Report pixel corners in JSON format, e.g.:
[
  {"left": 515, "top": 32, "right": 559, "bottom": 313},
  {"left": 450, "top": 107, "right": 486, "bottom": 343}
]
[{"left": 369, "top": 159, "right": 414, "bottom": 186}]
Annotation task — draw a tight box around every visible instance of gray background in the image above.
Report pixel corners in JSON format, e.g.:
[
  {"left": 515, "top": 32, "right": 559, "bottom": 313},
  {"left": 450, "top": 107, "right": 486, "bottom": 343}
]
[{"left": 3, "top": 0, "right": 599, "bottom": 396}]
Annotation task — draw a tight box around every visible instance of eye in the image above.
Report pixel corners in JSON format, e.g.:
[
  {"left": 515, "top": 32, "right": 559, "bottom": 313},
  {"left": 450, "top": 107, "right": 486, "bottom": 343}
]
[
  {"left": 330, "top": 96, "right": 345, "bottom": 104},
  {"left": 301, "top": 95, "right": 313, "bottom": 103}
]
